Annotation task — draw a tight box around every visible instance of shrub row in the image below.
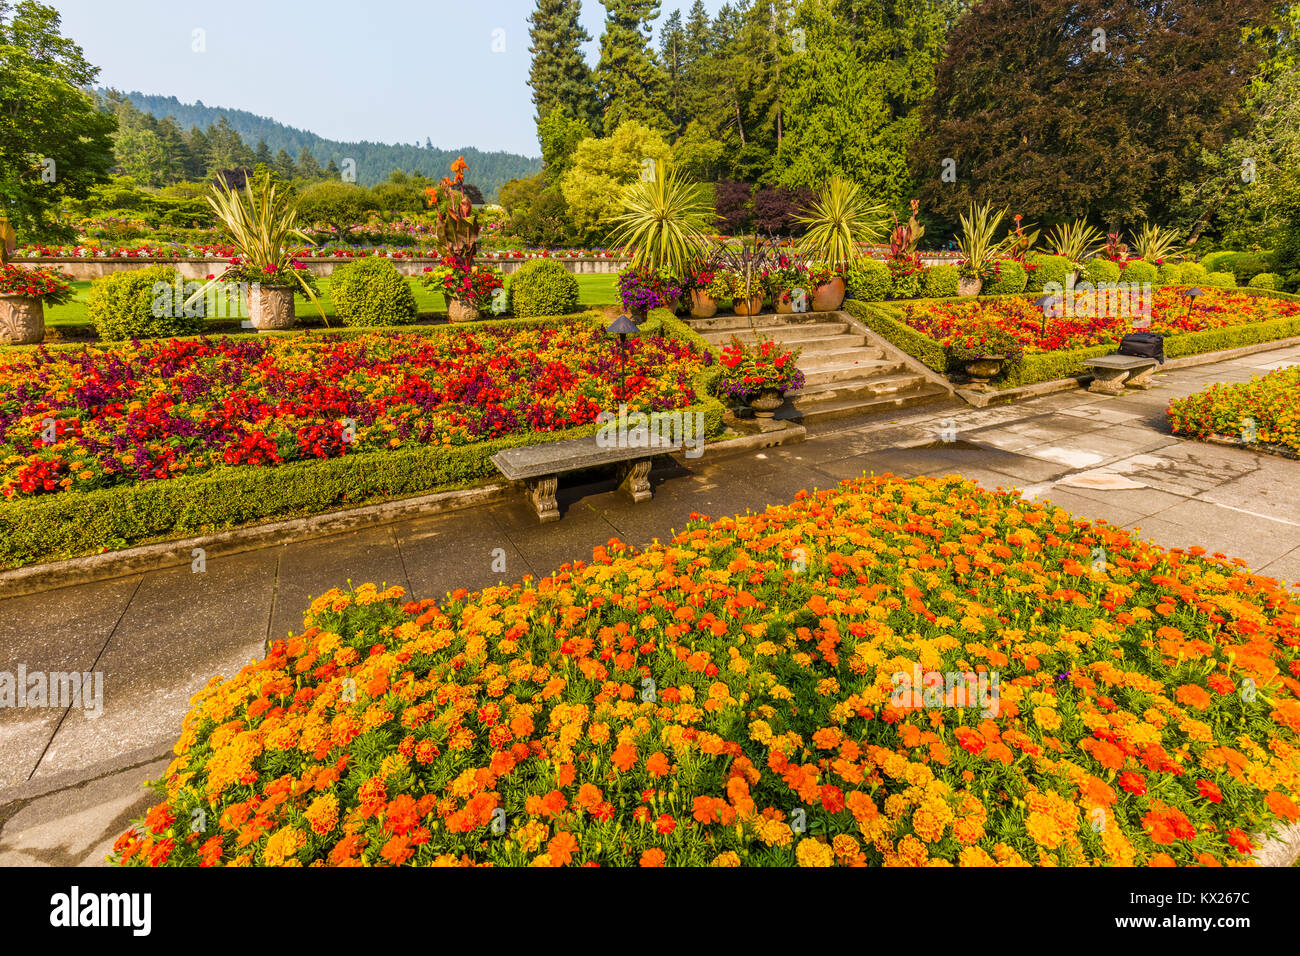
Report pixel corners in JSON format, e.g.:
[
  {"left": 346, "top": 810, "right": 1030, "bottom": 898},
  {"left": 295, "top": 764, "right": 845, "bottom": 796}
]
[{"left": 0, "top": 311, "right": 724, "bottom": 568}]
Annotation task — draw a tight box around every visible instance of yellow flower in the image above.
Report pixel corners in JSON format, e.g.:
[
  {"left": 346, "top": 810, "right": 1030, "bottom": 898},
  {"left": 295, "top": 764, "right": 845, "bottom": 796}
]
[{"left": 796, "top": 838, "right": 835, "bottom": 867}]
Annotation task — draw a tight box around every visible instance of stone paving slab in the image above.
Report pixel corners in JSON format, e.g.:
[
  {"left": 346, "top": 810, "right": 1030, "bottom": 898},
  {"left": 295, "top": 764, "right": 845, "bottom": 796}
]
[{"left": 3, "top": 341, "right": 1300, "bottom": 865}]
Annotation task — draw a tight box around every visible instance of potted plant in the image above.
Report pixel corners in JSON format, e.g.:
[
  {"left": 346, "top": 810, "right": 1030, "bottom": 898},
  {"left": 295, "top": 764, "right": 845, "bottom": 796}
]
[
  {"left": 719, "top": 337, "right": 806, "bottom": 417},
  {"left": 795, "top": 176, "right": 888, "bottom": 308},
  {"left": 616, "top": 266, "right": 683, "bottom": 324},
  {"left": 712, "top": 235, "right": 776, "bottom": 321},
  {"left": 0, "top": 264, "right": 75, "bottom": 345},
  {"left": 685, "top": 256, "right": 731, "bottom": 318},
  {"left": 189, "top": 171, "right": 327, "bottom": 331},
  {"left": 426, "top": 157, "right": 493, "bottom": 321},
  {"left": 956, "top": 201, "right": 1008, "bottom": 297},
  {"left": 946, "top": 321, "right": 1025, "bottom": 388},
  {"left": 766, "top": 255, "right": 810, "bottom": 313},
  {"left": 420, "top": 256, "right": 504, "bottom": 322}
]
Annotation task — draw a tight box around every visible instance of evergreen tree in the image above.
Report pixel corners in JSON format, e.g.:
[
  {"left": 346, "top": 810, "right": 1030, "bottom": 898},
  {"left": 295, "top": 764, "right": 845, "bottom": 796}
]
[
  {"left": 325, "top": 157, "right": 341, "bottom": 179},
  {"left": 594, "top": 0, "right": 671, "bottom": 133},
  {"left": 254, "top": 137, "right": 272, "bottom": 166},
  {"left": 205, "top": 115, "right": 253, "bottom": 173},
  {"left": 659, "top": 9, "right": 687, "bottom": 135},
  {"left": 528, "top": 0, "right": 600, "bottom": 130},
  {"left": 184, "top": 126, "right": 211, "bottom": 179},
  {"left": 273, "top": 148, "right": 297, "bottom": 181},
  {"left": 297, "top": 147, "right": 324, "bottom": 180}
]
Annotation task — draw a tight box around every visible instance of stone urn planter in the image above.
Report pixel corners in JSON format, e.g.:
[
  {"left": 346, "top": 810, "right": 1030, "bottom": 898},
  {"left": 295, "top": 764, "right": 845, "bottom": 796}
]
[
  {"left": 247, "top": 285, "right": 296, "bottom": 331},
  {"left": 447, "top": 298, "right": 482, "bottom": 323},
  {"left": 957, "top": 276, "right": 983, "bottom": 297},
  {"left": 747, "top": 388, "right": 784, "bottom": 419},
  {"left": 964, "top": 355, "right": 1006, "bottom": 387},
  {"left": 811, "top": 277, "right": 846, "bottom": 311},
  {"left": 689, "top": 290, "right": 718, "bottom": 319},
  {"left": 732, "top": 294, "right": 765, "bottom": 316},
  {"left": 0, "top": 294, "right": 45, "bottom": 345}
]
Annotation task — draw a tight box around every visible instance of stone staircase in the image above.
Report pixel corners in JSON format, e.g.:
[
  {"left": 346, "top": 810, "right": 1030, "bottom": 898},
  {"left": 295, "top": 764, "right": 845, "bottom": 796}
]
[{"left": 686, "top": 310, "right": 952, "bottom": 425}]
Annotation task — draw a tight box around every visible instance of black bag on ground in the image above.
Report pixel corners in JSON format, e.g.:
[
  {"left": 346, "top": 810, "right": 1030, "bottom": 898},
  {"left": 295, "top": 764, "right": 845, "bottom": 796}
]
[{"left": 1118, "top": 332, "right": 1165, "bottom": 364}]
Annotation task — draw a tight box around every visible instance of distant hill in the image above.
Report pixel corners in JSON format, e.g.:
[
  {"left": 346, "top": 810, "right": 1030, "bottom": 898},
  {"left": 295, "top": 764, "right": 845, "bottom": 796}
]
[{"left": 117, "top": 92, "right": 541, "bottom": 201}]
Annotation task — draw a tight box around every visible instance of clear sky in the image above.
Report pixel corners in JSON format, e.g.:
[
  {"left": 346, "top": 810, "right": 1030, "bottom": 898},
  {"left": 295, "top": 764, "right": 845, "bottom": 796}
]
[{"left": 48, "top": 0, "right": 730, "bottom": 157}]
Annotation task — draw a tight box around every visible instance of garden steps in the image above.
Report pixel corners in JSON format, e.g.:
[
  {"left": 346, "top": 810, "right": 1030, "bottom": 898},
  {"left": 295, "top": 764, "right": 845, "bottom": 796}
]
[
  {"left": 685, "top": 311, "right": 843, "bottom": 335},
  {"left": 688, "top": 308, "right": 953, "bottom": 426},
  {"left": 701, "top": 325, "right": 859, "bottom": 348}
]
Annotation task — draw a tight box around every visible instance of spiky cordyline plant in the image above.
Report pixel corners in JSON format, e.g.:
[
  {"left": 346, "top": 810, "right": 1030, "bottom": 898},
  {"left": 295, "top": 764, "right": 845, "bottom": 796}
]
[
  {"left": 1129, "top": 223, "right": 1184, "bottom": 263},
  {"left": 956, "top": 201, "right": 1008, "bottom": 278},
  {"left": 795, "top": 176, "right": 889, "bottom": 272},
  {"left": 711, "top": 234, "right": 779, "bottom": 333},
  {"left": 185, "top": 172, "right": 327, "bottom": 321},
  {"left": 1044, "top": 218, "right": 1104, "bottom": 262},
  {"left": 607, "top": 160, "right": 711, "bottom": 278}
]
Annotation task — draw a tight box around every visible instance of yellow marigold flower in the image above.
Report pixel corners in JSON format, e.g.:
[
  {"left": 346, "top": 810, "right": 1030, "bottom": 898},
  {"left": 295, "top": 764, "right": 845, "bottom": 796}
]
[
  {"left": 958, "top": 846, "right": 997, "bottom": 866},
  {"left": 749, "top": 720, "right": 773, "bottom": 745},
  {"left": 831, "top": 834, "right": 861, "bottom": 861},
  {"left": 796, "top": 838, "right": 835, "bottom": 867},
  {"left": 1033, "top": 706, "right": 1061, "bottom": 731},
  {"left": 305, "top": 793, "right": 339, "bottom": 835},
  {"left": 757, "top": 818, "right": 793, "bottom": 848},
  {"left": 263, "top": 826, "right": 306, "bottom": 866},
  {"left": 711, "top": 851, "right": 741, "bottom": 867}
]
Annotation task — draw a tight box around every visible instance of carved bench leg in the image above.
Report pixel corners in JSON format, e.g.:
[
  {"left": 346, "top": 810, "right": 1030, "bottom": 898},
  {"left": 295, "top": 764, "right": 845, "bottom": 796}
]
[
  {"left": 527, "top": 475, "right": 560, "bottom": 522},
  {"left": 618, "top": 458, "right": 654, "bottom": 503},
  {"left": 1087, "top": 368, "right": 1129, "bottom": 396},
  {"left": 1126, "top": 364, "right": 1157, "bottom": 389}
]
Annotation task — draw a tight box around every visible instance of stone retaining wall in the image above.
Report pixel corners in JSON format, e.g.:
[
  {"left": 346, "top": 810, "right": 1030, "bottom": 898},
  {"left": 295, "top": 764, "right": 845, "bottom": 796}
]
[{"left": 12, "top": 256, "right": 628, "bottom": 281}]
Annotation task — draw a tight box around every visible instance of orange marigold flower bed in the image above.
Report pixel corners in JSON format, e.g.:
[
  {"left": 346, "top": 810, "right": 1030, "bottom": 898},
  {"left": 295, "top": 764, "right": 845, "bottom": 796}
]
[{"left": 112, "top": 475, "right": 1300, "bottom": 867}]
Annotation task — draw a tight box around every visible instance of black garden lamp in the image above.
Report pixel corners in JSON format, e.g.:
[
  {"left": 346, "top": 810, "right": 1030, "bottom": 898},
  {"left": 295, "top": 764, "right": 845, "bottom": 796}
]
[
  {"left": 607, "top": 313, "right": 640, "bottom": 403},
  {"left": 1184, "top": 286, "right": 1203, "bottom": 321},
  {"left": 1035, "top": 293, "right": 1059, "bottom": 341}
]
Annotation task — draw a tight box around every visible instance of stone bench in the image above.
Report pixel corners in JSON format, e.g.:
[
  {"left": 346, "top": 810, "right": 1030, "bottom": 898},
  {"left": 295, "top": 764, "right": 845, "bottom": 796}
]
[
  {"left": 1082, "top": 354, "right": 1159, "bottom": 396},
  {"left": 491, "top": 434, "right": 681, "bottom": 522}
]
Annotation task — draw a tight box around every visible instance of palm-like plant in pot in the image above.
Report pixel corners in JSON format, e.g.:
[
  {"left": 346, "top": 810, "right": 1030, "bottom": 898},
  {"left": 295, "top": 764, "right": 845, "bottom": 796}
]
[
  {"left": 712, "top": 235, "right": 777, "bottom": 321},
  {"left": 795, "top": 176, "right": 889, "bottom": 309},
  {"left": 607, "top": 159, "right": 710, "bottom": 280},
  {"left": 192, "top": 171, "right": 326, "bottom": 331},
  {"left": 956, "top": 201, "right": 1008, "bottom": 296}
]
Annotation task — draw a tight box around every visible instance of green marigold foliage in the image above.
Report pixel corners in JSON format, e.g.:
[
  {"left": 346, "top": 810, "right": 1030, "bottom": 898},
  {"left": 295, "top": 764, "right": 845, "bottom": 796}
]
[
  {"left": 86, "top": 265, "right": 206, "bottom": 340},
  {"left": 1120, "top": 260, "right": 1159, "bottom": 285},
  {"left": 507, "top": 259, "right": 580, "bottom": 317},
  {"left": 1084, "top": 258, "right": 1122, "bottom": 286},
  {"left": 844, "top": 258, "right": 892, "bottom": 301},
  {"left": 1023, "top": 253, "right": 1072, "bottom": 294},
  {"left": 984, "top": 259, "right": 1027, "bottom": 295},
  {"left": 330, "top": 258, "right": 419, "bottom": 327},
  {"left": 1249, "top": 272, "right": 1283, "bottom": 290},
  {"left": 921, "top": 264, "right": 960, "bottom": 298}
]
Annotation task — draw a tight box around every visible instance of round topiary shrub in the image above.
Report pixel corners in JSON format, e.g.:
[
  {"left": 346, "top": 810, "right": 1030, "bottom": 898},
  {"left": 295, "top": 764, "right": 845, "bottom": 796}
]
[
  {"left": 87, "top": 265, "right": 206, "bottom": 341},
  {"left": 1228, "top": 253, "right": 1269, "bottom": 285},
  {"left": 330, "top": 258, "right": 419, "bottom": 327},
  {"left": 1023, "top": 253, "right": 1071, "bottom": 294},
  {"left": 507, "top": 259, "right": 580, "bottom": 317},
  {"left": 1156, "top": 262, "right": 1182, "bottom": 286},
  {"left": 983, "top": 259, "right": 1027, "bottom": 295},
  {"left": 920, "top": 264, "right": 959, "bottom": 298},
  {"left": 1084, "top": 258, "right": 1121, "bottom": 286},
  {"left": 844, "top": 258, "right": 891, "bottom": 301},
  {"left": 1120, "top": 260, "right": 1158, "bottom": 285},
  {"left": 1199, "top": 250, "right": 1239, "bottom": 275},
  {"left": 1249, "top": 272, "right": 1283, "bottom": 290},
  {"left": 1177, "top": 261, "right": 1207, "bottom": 284},
  {"left": 1203, "top": 271, "right": 1238, "bottom": 289}
]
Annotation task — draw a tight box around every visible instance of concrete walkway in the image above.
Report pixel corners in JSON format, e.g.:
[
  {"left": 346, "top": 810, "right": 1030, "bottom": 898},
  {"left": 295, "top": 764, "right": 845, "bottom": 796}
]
[{"left": 2, "top": 343, "right": 1298, "bottom": 865}]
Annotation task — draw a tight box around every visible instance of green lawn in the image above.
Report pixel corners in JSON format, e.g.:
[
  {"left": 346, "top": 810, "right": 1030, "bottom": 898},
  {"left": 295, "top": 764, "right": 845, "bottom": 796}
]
[{"left": 43, "top": 273, "right": 620, "bottom": 331}]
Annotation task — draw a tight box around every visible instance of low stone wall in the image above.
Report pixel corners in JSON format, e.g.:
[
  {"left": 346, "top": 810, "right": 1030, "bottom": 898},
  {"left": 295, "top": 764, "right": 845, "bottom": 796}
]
[{"left": 11, "top": 255, "right": 629, "bottom": 281}]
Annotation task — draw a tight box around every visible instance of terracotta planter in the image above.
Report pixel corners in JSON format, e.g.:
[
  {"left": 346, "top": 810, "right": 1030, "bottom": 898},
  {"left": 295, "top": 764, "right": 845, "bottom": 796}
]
[
  {"left": 774, "top": 290, "right": 806, "bottom": 314},
  {"left": 0, "top": 294, "right": 46, "bottom": 345},
  {"left": 747, "top": 388, "right": 784, "bottom": 419},
  {"left": 689, "top": 290, "right": 718, "bottom": 319},
  {"left": 964, "top": 355, "right": 1005, "bottom": 386},
  {"left": 247, "top": 285, "right": 296, "bottom": 331},
  {"left": 957, "top": 276, "right": 983, "bottom": 297},
  {"left": 447, "top": 298, "right": 482, "bottom": 323},
  {"left": 628, "top": 305, "right": 650, "bottom": 325},
  {"left": 732, "top": 294, "right": 765, "bottom": 316},
  {"left": 811, "top": 277, "right": 846, "bottom": 311}
]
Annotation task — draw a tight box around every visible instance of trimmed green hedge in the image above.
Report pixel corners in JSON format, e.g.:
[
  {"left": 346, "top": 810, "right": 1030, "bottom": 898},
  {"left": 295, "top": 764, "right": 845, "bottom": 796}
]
[
  {"left": 1024, "top": 253, "right": 1072, "bottom": 294},
  {"left": 330, "top": 257, "right": 419, "bottom": 326},
  {"left": 985, "top": 259, "right": 1027, "bottom": 295},
  {"left": 0, "top": 309, "right": 725, "bottom": 568},
  {"left": 844, "top": 258, "right": 892, "bottom": 301},
  {"left": 87, "top": 265, "right": 205, "bottom": 340},
  {"left": 1085, "top": 259, "right": 1121, "bottom": 285},
  {"left": 921, "top": 264, "right": 960, "bottom": 298},
  {"left": 507, "top": 259, "right": 580, "bottom": 317},
  {"left": 842, "top": 299, "right": 947, "bottom": 372}
]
